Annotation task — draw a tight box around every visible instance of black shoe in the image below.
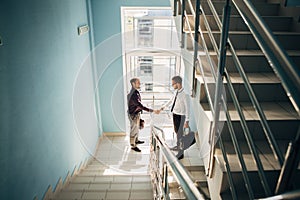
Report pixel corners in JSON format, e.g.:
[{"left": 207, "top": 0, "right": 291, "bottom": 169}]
[
  {"left": 136, "top": 140, "right": 145, "bottom": 144},
  {"left": 170, "top": 146, "right": 179, "bottom": 151},
  {"left": 176, "top": 153, "right": 184, "bottom": 160},
  {"left": 131, "top": 147, "right": 141, "bottom": 152}
]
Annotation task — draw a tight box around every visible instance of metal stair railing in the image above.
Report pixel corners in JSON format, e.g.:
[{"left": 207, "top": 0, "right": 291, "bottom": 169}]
[
  {"left": 182, "top": 0, "right": 273, "bottom": 197},
  {"left": 180, "top": 0, "right": 241, "bottom": 198},
  {"left": 150, "top": 125, "right": 205, "bottom": 200},
  {"left": 260, "top": 189, "right": 300, "bottom": 200},
  {"left": 232, "top": 0, "right": 300, "bottom": 115},
  {"left": 205, "top": 0, "right": 285, "bottom": 167},
  {"left": 173, "top": 0, "right": 300, "bottom": 198}
]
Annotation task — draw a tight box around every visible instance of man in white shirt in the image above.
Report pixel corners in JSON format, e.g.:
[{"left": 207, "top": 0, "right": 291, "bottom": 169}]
[{"left": 160, "top": 76, "right": 190, "bottom": 159}]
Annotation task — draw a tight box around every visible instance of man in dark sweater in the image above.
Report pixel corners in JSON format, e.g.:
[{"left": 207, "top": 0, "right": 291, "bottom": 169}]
[{"left": 127, "top": 78, "right": 160, "bottom": 152}]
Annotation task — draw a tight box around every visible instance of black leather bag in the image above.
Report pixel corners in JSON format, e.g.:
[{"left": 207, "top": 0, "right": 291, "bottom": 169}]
[
  {"left": 139, "top": 119, "right": 145, "bottom": 129},
  {"left": 179, "top": 128, "right": 196, "bottom": 150}
]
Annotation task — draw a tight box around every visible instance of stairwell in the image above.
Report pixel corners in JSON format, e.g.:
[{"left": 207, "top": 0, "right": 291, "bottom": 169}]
[{"left": 172, "top": 0, "right": 300, "bottom": 199}]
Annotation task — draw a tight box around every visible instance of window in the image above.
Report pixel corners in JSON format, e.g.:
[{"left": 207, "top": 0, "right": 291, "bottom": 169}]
[
  {"left": 145, "top": 83, "right": 153, "bottom": 91},
  {"left": 138, "top": 56, "right": 153, "bottom": 76}
]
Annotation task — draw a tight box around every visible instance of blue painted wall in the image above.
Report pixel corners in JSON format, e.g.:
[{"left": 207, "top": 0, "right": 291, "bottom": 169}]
[
  {"left": 91, "top": 0, "right": 170, "bottom": 132},
  {"left": 0, "top": 0, "right": 100, "bottom": 199}
]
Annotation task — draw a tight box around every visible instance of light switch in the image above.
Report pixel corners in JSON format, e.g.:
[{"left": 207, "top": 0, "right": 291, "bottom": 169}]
[{"left": 78, "top": 25, "right": 89, "bottom": 36}]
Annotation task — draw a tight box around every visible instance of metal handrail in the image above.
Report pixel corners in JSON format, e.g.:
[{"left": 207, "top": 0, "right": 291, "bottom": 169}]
[
  {"left": 260, "top": 189, "right": 300, "bottom": 200},
  {"left": 151, "top": 125, "right": 205, "bottom": 200},
  {"left": 232, "top": 0, "right": 300, "bottom": 114}
]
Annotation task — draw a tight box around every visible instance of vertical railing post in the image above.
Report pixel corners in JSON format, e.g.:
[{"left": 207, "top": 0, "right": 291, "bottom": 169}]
[
  {"left": 276, "top": 127, "right": 300, "bottom": 194},
  {"left": 164, "top": 163, "right": 170, "bottom": 200},
  {"left": 173, "top": 0, "right": 178, "bottom": 16},
  {"left": 192, "top": 0, "right": 201, "bottom": 97},
  {"left": 181, "top": 0, "right": 186, "bottom": 48},
  {"left": 207, "top": 0, "right": 231, "bottom": 177}
]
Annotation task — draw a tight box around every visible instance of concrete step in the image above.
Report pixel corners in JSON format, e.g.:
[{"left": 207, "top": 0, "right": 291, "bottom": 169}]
[
  {"left": 167, "top": 163, "right": 211, "bottom": 199},
  {"left": 198, "top": 74, "right": 290, "bottom": 103},
  {"left": 199, "top": 31, "right": 300, "bottom": 50},
  {"left": 200, "top": 101, "right": 299, "bottom": 140},
  {"left": 189, "top": 31, "right": 300, "bottom": 51},
  {"left": 197, "top": 15, "right": 294, "bottom": 32},
  {"left": 221, "top": 191, "right": 251, "bottom": 200},
  {"left": 168, "top": 177, "right": 210, "bottom": 199},
  {"left": 197, "top": 50, "right": 300, "bottom": 73},
  {"left": 200, "top": 1, "right": 280, "bottom": 16},
  {"left": 72, "top": 174, "right": 151, "bottom": 184},
  {"left": 52, "top": 189, "right": 153, "bottom": 200},
  {"left": 214, "top": 140, "right": 300, "bottom": 199},
  {"left": 169, "top": 186, "right": 186, "bottom": 200},
  {"left": 180, "top": 0, "right": 282, "bottom": 17}
]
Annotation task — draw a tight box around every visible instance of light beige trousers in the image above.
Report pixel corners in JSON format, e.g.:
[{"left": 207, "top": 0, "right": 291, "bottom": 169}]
[{"left": 129, "top": 113, "right": 140, "bottom": 147}]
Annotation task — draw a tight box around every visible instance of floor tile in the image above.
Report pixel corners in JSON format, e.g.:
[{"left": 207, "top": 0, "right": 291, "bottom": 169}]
[
  {"left": 106, "top": 191, "right": 130, "bottom": 199},
  {"left": 88, "top": 183, "right": 110, "bottom": 190},
  {"left": 81, "top": 191, "right": 106, "bottom": 199},
  {"left": 56, "top": 191, "right": 83, "bottom": 199},
  {"left": 110, "top": 183, "right": 132, "bottom": 190},
  {"left": 130, "top": 191, "right": 153, "bottom": 199}
]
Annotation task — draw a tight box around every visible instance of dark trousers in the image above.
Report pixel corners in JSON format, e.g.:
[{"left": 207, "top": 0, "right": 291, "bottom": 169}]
[{"left": 173, "top": 114, "right": 186, "bottom": 148}]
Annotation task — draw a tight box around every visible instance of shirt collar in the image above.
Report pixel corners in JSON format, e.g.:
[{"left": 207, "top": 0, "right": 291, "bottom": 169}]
[{"left": 177, "top": 88, "right": 184, "bottom": 93}]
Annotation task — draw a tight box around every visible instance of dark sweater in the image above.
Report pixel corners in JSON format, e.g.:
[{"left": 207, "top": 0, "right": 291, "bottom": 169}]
[{"left": 127, "top": 88, "right": 153, "bottom": 115}]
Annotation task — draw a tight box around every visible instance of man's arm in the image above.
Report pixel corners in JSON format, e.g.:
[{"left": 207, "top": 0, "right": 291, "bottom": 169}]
[
  {"left": 160, "top": 91, "right": 175, "bottom": 111},
  {"left": 184, "top": 93, "right": 190, "bottom": 128},
  {"left": 137, "top": 97, "right": 153, "bottom": 113}
]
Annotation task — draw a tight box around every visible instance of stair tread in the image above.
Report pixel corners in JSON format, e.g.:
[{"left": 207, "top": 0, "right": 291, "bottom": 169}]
[
  {"left": 228, "top": 72, "right": 280, "bottom": 84},
  {"left": 197, "top": 72, "right": 280, "bottom": 84},
  {"left": 187, "top": 14, "right": 292, "bottom": 19},
  {"left": 201, "top": 102, "right": 299, "bottom": 121},
  {"left": 195, "top": 49, "right": 300, "bottom": 56},
  {"left": 215, "top": 140, "right": 291, "bottom": 172},
  {"left": 198, "top": 30, "right": 300, "bottom": 35}
]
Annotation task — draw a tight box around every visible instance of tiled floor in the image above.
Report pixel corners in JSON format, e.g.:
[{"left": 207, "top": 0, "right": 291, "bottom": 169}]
[
  {"left": 52, "top": 124, "right": 154, "bottom": 200},
  {"left": 52, "top": 111, "right": 206, "bottom": 200}
]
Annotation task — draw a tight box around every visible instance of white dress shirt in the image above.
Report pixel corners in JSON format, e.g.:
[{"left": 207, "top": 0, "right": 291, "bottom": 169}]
[{"left": 163, "top": 88, "right": 190, "bottom": 122}]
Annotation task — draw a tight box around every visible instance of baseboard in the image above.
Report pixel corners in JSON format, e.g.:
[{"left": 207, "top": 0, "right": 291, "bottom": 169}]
[{"left": 103, "top": 132, "right": 126, "bottom": 136}]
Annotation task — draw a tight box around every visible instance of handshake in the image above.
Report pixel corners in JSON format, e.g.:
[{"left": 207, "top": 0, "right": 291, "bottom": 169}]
[{"left": 153, "top": 107, "right": 164, "bottom": 114}]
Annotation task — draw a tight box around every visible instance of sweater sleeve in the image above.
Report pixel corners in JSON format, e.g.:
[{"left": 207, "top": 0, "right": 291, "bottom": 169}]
[{"left": 137, "top": 96, "right": 153, "bottom": 112}]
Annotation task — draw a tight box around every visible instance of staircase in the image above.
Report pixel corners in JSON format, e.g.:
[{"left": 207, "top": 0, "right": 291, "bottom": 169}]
[
  {"left": 172, "top": 0, "right": 300, "bottom": 199},
  {"left": 50, "top": 134, "right": 154, "bottom": 200},
  {"left": 168, "top": 165, "right": 210, "bottom": 199},
  {"left": 164, "top": 146, "right": 211, "bottom": 200}
]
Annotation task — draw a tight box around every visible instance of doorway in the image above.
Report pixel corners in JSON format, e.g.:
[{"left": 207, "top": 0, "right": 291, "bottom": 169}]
[{"left": 121, "top": 7, "right": 183, "bottom": 135}]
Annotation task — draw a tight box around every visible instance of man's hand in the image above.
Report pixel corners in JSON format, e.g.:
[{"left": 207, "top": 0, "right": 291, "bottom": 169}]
[
  {"left": 154, "top": 110, "right": 161, "bottom": 114},
  {"left": 184, "top": 121, "right": 189, "bottom": 128}
]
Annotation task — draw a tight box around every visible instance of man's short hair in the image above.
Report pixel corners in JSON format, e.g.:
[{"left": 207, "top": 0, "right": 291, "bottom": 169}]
[
  {"left": 130, "top": 78, "right": 139, "bottom": 86},
  {"left": 172, "top": 76, "right": 182, "bottom": 84}
]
